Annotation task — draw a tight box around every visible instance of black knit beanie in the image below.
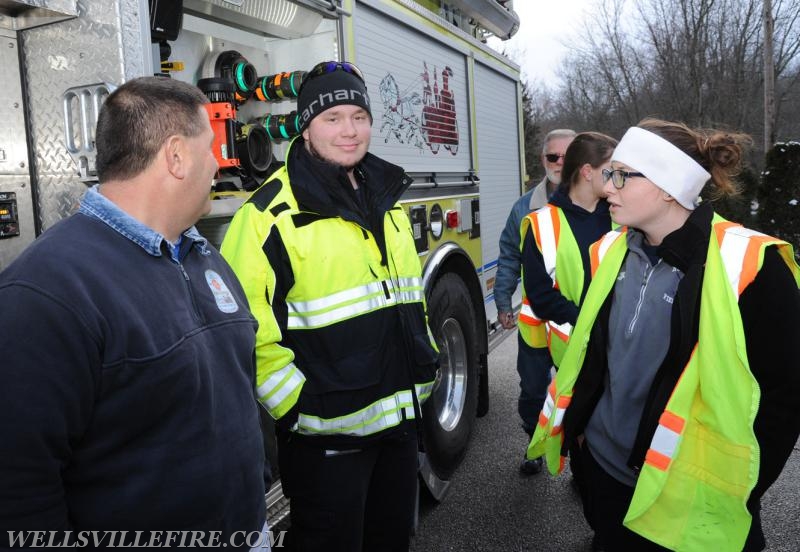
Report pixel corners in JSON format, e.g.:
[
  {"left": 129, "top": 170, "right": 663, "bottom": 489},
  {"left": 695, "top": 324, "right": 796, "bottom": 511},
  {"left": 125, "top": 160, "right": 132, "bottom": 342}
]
[{"left": 297, "top": 66, "right": 372, "bottom": 132}]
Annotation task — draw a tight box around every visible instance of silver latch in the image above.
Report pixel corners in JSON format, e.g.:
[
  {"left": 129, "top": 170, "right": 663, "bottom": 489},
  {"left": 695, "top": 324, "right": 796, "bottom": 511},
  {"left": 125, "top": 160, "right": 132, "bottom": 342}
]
[{"left": 62, "top": 83, "right": 115, "bottom": 183}]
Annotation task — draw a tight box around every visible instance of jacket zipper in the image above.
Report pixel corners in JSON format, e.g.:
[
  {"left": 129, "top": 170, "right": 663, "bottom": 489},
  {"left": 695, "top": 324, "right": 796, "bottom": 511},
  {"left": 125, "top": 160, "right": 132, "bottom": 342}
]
[
  {"left": 627, "top": 261, "right": 658, "bottom": 335},
  {"left": 362, "top": 215, "right": 397, "bottom": 301},
  {"left": 386, "top": 237, "right": 426, "bottom": 430},
  {"left": 175, "top": 260, "right": 203, "bottom": 323}
]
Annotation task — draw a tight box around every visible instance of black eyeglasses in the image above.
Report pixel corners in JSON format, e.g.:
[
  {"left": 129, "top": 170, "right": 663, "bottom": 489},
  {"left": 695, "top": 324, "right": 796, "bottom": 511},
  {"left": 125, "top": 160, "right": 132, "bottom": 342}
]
[
  {"left": 602, "top": 168, "right": 646, "bottom": 189},
  {"left": 544, "top": 153, "right": 565, "bottom": 163},
  {"left": 302, "top": 61, "right": 365, "bottom": 90}
]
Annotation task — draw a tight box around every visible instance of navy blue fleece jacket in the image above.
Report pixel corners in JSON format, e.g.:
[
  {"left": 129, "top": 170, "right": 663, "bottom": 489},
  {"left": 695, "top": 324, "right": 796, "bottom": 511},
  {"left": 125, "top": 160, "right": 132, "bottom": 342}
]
[{"left": 0, "top": 189, "right": 265, "bottom": 545}]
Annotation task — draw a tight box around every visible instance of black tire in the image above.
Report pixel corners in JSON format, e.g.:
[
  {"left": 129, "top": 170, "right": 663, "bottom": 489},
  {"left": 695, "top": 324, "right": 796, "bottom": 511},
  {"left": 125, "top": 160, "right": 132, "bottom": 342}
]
[{"left": 423, "top": 273, "right": 480, "bottom": 479}]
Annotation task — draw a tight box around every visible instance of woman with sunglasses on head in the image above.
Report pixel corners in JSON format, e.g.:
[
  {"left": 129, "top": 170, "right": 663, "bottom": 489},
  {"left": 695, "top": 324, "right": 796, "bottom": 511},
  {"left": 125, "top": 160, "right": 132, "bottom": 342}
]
[
  {"left": 518, "top": 131, "right": 617, "bottom": 473},
  {"left": 528, "top": 118, "right": 800, "bottom": 551}
]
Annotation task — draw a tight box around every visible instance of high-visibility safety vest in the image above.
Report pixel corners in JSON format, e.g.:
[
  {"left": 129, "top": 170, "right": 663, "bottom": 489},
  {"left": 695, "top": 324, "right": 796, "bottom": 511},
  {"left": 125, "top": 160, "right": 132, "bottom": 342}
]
[
  {"left": 223, "top": 168, "right": 438, "bottom": 439},
  {"left": 518, "top": 205, "right": 585, "bottom": 366},
  {"left": 528, "top": 215, "right": 800, "bottom": 550}
]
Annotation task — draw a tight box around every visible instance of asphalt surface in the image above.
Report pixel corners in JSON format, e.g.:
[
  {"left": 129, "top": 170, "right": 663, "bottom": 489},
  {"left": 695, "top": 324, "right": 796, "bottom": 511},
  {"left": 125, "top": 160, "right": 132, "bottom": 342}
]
[{"left": 410, "top": 331, "right": 800, "bottom": 552}]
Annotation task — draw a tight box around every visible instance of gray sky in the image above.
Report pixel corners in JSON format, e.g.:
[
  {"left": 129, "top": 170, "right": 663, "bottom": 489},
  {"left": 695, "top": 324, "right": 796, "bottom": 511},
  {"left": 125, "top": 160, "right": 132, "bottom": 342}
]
[{"left": 489, "top": 1, "right": 588, "bottom": 85}]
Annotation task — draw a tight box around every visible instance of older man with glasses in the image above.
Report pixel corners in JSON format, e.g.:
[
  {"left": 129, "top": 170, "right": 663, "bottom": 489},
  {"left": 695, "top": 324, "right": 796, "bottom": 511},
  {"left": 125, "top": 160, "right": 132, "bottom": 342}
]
[{"left": 494, "top": 128, "right": 576, "bottom": 475}]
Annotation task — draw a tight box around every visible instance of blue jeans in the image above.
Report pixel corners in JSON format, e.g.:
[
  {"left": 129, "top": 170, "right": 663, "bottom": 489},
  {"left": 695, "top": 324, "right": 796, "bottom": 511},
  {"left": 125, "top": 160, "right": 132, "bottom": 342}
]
[{"left": 516, "top": 332, "right": 553, "bottom": 436}]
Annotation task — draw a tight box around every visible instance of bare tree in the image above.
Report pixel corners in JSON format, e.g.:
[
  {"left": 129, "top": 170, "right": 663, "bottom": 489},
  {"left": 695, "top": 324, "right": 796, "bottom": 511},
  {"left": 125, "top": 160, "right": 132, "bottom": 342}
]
[
  {"left": 520, "top": 81, "right": 546, "bottom": 183},
  {"left": 771, "top": 0, "right": 800, "bottom": 140},
  {"left": 537, "top": 0, "right": 800, "bottom": 158},
  {"left": 765, "top": 0, "right": 776, "bottom": 150}
]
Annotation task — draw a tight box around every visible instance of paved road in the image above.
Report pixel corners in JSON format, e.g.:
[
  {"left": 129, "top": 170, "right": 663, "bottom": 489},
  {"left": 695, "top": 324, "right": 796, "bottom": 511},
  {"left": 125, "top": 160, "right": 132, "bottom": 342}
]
[{"left": 410, "top": 331, "right": 800, "bottom": 552}]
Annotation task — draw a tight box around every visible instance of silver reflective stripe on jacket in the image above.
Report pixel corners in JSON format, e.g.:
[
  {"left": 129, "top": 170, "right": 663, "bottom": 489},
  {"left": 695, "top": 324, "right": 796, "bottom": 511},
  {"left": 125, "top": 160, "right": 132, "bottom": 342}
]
[
  {"left": 296, "top": 390, "right": 416, "bottom": 436},
  {"left": 286, "top": 277, "right": 424, "bottom": 329},
  {"left": 415, "top": 381, "right": 435, "bottom": 402},
  {"left": 257, "top": 362, "right": 306, "bottom": 411}
]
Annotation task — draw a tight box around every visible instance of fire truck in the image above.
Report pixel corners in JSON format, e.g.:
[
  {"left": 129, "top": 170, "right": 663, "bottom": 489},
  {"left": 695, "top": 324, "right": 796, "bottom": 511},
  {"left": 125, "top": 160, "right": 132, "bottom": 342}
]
[{"left": 0, "top": 0, "right": 524, "bottom": 523}]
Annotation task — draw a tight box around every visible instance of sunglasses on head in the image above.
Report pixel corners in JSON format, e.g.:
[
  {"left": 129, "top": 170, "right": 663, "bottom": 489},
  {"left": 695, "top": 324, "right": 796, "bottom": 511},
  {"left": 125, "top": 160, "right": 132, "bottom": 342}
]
[
  {"left": 302, "top": 61, "right": 366, "bottom": 90},
  {"left": 544, "top": 153, "right": 565, "bottom": 163}
]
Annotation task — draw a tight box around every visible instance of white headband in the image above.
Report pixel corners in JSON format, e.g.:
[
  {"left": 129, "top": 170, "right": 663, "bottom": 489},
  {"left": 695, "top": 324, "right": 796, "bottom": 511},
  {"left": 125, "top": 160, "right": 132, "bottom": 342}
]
[{"left": 611, "top": 127, "right": 711, "bottom": 210}]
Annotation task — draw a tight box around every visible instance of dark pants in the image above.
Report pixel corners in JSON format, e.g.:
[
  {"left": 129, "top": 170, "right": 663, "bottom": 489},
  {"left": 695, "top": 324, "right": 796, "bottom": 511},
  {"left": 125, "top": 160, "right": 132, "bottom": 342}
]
[
  {"left": 278, "top": 430, "right": 418, "bottom": 552},
  {"left": 580, "top": 443, "right": 765, "bottom": 551},
  {"left": 516, "top": 333, "right": 553, "bottom": 435},
  {"left": 580, "top": 443, "right": 668, "bottom": 551},
  {"left": 568, "top": 441, "right": 591, "bottom": 524}
]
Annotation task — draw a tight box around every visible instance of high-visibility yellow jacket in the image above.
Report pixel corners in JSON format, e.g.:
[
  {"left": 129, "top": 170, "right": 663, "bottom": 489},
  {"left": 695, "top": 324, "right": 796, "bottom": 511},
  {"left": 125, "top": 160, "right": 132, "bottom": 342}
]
[
  {"left": 222, "top": 139, "right": 438, "bottom": 447},
  {"left": 529, "top": 213, "right": 800, "bottom": 550}
]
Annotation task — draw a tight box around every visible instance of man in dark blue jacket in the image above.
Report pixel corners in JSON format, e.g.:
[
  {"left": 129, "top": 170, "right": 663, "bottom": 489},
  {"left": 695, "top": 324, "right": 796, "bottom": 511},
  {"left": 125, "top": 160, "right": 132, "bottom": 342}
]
[{"left": 0, "top": 77, "right": 267, "bottom": 548}]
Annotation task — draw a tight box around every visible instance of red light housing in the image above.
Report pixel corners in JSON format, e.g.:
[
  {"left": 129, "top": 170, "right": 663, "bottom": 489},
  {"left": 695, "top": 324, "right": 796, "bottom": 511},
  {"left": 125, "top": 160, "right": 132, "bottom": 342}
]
[{"left": 445, "top": 210, "right": 459, "bottom": 229}]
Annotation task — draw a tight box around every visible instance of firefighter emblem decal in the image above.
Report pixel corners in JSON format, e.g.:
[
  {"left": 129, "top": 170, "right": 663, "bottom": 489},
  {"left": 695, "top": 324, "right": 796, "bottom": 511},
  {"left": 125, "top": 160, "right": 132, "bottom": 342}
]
[
  {"left": 205, "top": 270, "right": 239, "bottom": 313},
  {"left": 379, "top": 62, "right": 459, "bottom": 155}
]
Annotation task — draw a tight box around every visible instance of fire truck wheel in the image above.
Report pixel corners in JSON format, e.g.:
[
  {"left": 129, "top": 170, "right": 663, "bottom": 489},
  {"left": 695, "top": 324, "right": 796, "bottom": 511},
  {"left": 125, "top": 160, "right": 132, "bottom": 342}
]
[{"left": 423, "top": 273, "right": 479, "bottom": 479}]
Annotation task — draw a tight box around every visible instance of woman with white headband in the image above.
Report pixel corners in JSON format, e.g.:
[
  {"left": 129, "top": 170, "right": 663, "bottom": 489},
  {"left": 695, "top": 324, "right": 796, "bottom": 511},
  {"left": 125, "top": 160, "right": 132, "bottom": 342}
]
[{"left": 526, "top": 119, "right": 800, "bottom": 551}]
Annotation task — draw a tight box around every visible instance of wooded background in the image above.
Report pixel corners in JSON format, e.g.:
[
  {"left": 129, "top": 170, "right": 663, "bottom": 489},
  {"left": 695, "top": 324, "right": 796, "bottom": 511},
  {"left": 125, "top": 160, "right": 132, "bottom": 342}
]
[{"left": 517, "top": 0, "right": 800, "bottom": 251}]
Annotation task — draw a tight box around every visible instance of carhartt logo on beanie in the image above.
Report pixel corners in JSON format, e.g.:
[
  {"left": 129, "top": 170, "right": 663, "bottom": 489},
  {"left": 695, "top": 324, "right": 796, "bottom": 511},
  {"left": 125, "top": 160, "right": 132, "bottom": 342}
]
[{"left": 297, "top": 68, "right": 372, "bottom": 131}]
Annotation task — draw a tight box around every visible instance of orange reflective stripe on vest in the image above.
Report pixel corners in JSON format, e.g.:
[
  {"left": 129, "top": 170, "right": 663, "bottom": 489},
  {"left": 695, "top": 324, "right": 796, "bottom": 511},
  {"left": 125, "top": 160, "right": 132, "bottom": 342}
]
[
  {"left": 531, "top": 205, "right": 561, "bottom": 280},
  {"left": 547, "top": 320, "right": 572, "bottom": 344},
  {"left": 519, "top": 297, "right": 545, "bottom": 327},
  {"left": 537, "top": 381, "right": 556, "bottom": 430},
  {"left": 537, "top": 380, "right": 571, "bottom": 435},
  {"left": 519, "top": 208, "right": 562, "bottom": 350},
  {"left": 717, "top": 224, "right": 782, "bottom": 297},
  {"left": 590, "top": 229, "right": 625, "bottom": 277},
  {"left": 644, "top": 409, "right": 687, "bottom": 472}
]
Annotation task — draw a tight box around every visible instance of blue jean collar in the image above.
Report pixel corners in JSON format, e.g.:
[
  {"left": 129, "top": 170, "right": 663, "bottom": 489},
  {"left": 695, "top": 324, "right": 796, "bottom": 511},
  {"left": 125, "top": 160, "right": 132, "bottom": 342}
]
[{"left": 79, "top": 185, "right": 209, "bottom": 259}]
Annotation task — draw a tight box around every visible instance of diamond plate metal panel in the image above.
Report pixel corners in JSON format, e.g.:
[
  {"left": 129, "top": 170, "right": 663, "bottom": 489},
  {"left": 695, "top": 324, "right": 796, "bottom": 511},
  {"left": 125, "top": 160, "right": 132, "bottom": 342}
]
[
  {"left": 35, "top": 173, "right": 84, "bottom": 230},
  {"left": 19, "top": 0, "right": 150, "bottom": 228},
  {"left": 3, "top": 0, "right": 76, "bottom": 10},
  {"left": 0, "top": 34, "right": 29, "bottom": 176},
  {"left": 0, "top": 31, "right": 38, "bottom": 267},
  {"left": 0, "top": 0, "right": 77, "bottom": 31}
]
